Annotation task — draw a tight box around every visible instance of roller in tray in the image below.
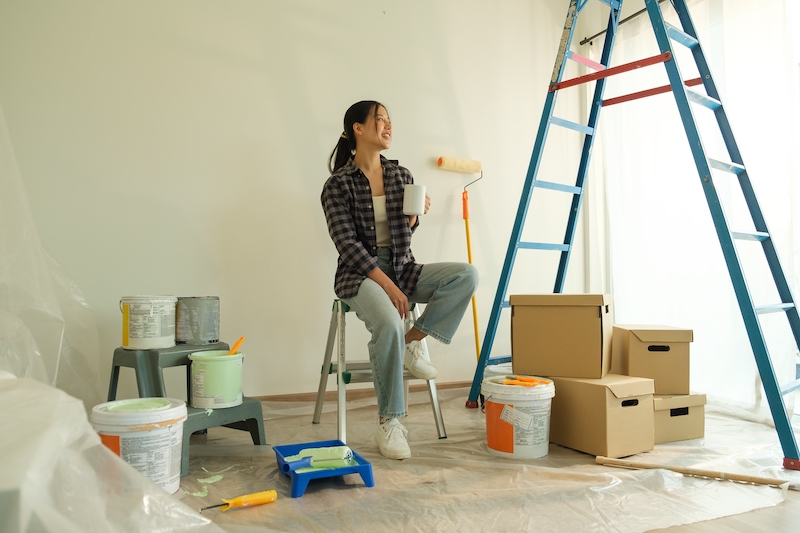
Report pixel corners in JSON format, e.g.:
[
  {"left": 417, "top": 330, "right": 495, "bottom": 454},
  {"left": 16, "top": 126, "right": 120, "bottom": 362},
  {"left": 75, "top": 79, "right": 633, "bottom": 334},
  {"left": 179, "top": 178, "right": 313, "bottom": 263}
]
[{"left": 273, "top": 439, "right": 374, "bottom": 498}]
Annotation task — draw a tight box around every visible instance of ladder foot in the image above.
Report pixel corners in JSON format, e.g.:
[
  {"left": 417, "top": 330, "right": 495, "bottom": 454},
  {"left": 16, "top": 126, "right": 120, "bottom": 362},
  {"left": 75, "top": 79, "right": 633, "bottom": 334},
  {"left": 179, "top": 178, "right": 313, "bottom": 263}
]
[
  {"left": 783, "top": 458, "right": 800, "bottom": 471},
  {"left": 465, "top": 400, "right": 479, "bottom": 409}
]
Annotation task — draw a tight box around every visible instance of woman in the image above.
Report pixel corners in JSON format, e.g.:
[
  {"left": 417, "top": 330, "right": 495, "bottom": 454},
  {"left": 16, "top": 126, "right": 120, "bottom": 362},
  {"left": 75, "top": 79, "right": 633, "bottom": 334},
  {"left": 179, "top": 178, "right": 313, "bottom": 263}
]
[{"left": 321, "top": 100, "right": 478, "bottom": 459}]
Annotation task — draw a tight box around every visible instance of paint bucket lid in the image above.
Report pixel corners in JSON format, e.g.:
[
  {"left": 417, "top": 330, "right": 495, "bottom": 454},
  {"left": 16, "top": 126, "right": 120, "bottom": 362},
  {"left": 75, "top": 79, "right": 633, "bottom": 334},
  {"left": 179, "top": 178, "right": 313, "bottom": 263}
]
[
  {"left": 481, "top": 375, "right": 555, "bottom": 400},
  {"left": 189, "top": 350, "right": 244, "bottom": 361},
  {"left": 90, "top": 398, "right": 187, "bottom": 428}
]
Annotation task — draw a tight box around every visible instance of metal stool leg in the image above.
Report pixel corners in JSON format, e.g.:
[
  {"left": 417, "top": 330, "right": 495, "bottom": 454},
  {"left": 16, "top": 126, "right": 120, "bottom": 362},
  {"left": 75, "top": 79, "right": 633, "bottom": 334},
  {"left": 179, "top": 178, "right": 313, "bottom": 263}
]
[
  {"left": 313, "top": 302, "right": 340, "bottom": 424},
  {"left": 336, "top": 301, "right": 347, "bottom": 443},
  {"left": 409, "top": 306, "right": 447, "bottom": 439}
]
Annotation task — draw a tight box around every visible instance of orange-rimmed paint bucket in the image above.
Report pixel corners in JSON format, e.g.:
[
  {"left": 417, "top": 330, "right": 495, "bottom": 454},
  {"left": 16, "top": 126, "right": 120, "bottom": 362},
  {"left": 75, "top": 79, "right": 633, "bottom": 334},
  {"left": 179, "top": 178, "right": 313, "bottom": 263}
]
[{"left": 482, "top": 375, "right": 555, "bottom": 459}]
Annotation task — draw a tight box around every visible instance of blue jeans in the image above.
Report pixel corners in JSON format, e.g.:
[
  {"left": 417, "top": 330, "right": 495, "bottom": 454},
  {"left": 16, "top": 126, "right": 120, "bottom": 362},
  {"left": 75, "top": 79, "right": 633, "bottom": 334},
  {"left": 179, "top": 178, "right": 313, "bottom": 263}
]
[{"left": 342, "top": 247, "right": 479, "bottom": 419}]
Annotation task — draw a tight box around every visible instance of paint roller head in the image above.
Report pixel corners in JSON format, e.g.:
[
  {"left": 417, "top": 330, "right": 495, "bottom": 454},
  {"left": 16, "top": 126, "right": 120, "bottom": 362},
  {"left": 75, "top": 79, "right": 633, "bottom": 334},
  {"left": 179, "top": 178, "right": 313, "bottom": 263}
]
[{"left": 437, "top": 156, "right": 482, "bottom": 174}]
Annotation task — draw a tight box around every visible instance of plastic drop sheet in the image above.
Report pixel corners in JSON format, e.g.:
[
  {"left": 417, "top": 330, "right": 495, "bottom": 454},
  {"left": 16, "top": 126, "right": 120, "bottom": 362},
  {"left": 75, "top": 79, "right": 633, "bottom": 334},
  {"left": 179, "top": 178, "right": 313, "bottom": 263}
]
[
  {"left": 175, "top": 388, "right": 800, "bottom": 533},
  {"left": 0, "top": 103, "right": 103, "bottom": 411},
  {"left": 0, "top": 372, "right": 225, "bottom": 533}
]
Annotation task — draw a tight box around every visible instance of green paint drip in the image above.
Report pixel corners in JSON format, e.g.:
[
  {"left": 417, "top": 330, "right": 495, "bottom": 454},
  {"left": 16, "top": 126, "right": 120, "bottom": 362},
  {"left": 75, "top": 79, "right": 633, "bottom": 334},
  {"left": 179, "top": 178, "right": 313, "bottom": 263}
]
[
  {"left": 187, "top": 486, "right": 208, "bottom": 497},
  {"left": 198, "top": 474, "right": 224, "bottom": 484}
]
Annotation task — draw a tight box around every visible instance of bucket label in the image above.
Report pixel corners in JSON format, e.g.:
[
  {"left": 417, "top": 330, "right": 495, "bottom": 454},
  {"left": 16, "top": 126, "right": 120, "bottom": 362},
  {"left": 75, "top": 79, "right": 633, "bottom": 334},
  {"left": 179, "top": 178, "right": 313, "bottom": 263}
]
[
  {"left": 511, "top": 403, "right": 552, "bottom": 446},
  {"left": 500, "top": 404, "right": 533, "bottom": 431},
  {"left": 125, "top": 302, "right": 176, "bottom": 339}
]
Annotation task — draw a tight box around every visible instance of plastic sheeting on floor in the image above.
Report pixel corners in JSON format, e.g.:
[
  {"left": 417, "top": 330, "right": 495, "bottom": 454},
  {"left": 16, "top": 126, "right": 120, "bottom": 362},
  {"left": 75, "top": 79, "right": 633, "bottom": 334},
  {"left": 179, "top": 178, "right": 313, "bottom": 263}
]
[
  {"left": 176, "top": 387, "right": 800, "bottom": 533},
  {"left": 3, "top": 371, "right": 798, "bottom": 533},
  {"left": 0, "top": 372, "right": 223, "bottom": 533}
]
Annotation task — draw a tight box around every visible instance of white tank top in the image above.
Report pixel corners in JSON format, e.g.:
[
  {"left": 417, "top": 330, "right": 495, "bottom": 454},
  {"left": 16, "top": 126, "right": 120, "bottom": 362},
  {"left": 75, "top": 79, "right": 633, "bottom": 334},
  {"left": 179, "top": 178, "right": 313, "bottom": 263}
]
[{"left": 372, "top": 196, "right": 391, "bottom": 247}]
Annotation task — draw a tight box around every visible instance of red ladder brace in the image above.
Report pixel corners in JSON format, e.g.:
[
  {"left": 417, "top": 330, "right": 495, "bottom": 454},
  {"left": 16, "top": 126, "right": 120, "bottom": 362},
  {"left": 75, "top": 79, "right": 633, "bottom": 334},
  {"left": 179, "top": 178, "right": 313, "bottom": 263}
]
[{"left": 554, "top": 51, "right": 701, "bottom": 106}]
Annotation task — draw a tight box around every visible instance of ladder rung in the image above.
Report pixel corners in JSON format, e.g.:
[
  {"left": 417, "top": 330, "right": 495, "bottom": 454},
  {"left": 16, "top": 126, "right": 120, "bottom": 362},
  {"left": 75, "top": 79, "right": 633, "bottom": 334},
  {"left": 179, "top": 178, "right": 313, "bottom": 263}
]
[
  {"left": 518, "top": 241, "right": 571, "bottom": 251},
  {"left": 755, "top": 303, "right": 796, "bottom": 314},
  {"left": 708, "top": 158, "right": 745, "bottom": 174},
  {"left": 732, "top": 231, "right": 769, "bottom": 242},
  {"left": 535, "top": 180, "right": 582, "bottom": 195},
  {"left": 502, "top": 300, "right": 510, "bottom": 308},
  {"left": 665, "top": 22, "right": 699, "bottom": 49},
  {"left": 781, "top": 378, "right": 800, "bottom": 395},
  {"left": 686, "top": 87, "right": 721, "bottom": 109},
  {"left": 486, "top": 356, "right": 512, "bottom": 365},
  {"left": 550, "top": 116, "right": 594, "bottom": 135}
]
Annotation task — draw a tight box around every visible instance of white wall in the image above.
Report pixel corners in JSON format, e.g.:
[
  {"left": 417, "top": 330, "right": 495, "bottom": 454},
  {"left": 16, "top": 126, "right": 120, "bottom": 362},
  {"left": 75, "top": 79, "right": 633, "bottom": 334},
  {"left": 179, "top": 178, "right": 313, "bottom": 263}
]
[{"left": 0, "top": 0, "right": 587, "bottom": 400}]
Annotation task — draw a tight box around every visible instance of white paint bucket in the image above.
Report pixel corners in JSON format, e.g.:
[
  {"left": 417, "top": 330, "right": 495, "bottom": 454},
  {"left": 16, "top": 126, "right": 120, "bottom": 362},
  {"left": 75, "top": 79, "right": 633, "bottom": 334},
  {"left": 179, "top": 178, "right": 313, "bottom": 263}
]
[
  {"left": 120, "top": 296, "right": 178, "bottom": 350},
  {"left": 482, "top": 362, "right": 513, "bottom": 379},
  {"left": 90, "top": 397, "right": 187, "bottom": 494},
  {"left": 188, "top": 350, "right": 243, "bottom": 408},
  {"left": 481, "top": 375, "right": 555, "bottom": 459},
  {"left": 175, "top": 296, "right": 220, "bottom": 345}
]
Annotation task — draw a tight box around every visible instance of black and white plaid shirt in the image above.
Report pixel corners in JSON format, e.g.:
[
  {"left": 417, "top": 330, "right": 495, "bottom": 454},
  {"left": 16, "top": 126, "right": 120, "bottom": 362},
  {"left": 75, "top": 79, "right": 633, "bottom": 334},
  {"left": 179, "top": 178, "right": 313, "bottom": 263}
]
[{"left": 321, "top": 156, "right": 422, "bottom": 299}]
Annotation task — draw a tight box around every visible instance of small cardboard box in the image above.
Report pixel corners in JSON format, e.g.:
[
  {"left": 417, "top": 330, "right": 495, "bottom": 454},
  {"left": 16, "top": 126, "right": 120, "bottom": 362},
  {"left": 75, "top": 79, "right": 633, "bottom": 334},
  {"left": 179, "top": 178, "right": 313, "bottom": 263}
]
[
  {"left": 510, "top": 294, "right": 613, "bottom": 379},
  {"left": 611, "top": 325, "right": 693, "bottom": 395},
  {"left": 653, "top": 393, "right": 706, "bottom": 444},
  {"left": 549, "top": 374, "right": 655, "bottom": 458}
]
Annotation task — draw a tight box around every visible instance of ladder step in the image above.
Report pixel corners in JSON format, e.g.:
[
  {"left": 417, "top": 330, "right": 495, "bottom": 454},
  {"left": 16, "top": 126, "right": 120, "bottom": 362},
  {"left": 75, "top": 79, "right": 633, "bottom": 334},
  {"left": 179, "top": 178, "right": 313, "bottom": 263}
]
[
  {"left": 731, "top": 230, "right": 769, "bottom": 242},
  {"left": 550, "top": 116, "right": 594, "bottom": 135},
  {"left": 708, "top": 158, "right": 745, "bottom": 174},
  {"left": 518, "top": 241, "right": 571, "bottom": 251},
  {"left": 755, "top": 303, "right": 796, "bottom": 314},
  {"left": 486, "top": 356, "right": 512, "bottom": 365},
  {"left": 686, "top": 87, "right": 721, "bottom": 109},
  {"left": 781, "top": 378, "right": 800, "bottom": 395},
  {"left": 535, "top": 180, "right": 582, "bottom": 195},
  {"left": 665, "top": 22, "right": 699, "bottom": 49}
]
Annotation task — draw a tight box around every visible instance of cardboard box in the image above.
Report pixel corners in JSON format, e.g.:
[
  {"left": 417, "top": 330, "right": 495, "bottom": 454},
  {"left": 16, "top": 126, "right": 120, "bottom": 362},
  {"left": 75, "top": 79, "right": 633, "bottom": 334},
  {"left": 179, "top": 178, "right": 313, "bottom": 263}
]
[
  {"left": 510, "top": 294, "right": 613, "bottom": 379},
  {"left": 612, "top": 325, "right": 693, "bottom": 394},
  {"left": 653, "top": 393, "right": 706, "bottom": 444},
  {"left": 549, "top": 374, "right": 654, "bottom": 458}
]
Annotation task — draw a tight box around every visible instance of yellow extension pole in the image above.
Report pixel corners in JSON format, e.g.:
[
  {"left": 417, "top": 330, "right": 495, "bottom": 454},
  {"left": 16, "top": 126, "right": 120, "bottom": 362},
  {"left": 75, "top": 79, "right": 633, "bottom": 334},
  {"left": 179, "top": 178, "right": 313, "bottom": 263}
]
[{"left": 463, "top": 190, "right": 480, "bottom": 361}]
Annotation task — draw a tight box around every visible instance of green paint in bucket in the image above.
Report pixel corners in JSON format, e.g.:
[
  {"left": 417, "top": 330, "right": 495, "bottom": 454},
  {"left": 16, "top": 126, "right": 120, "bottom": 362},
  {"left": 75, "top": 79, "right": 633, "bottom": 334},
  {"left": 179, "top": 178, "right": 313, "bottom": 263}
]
[{"left": 189, "top": 350, "right": 243, "bottom": 408}]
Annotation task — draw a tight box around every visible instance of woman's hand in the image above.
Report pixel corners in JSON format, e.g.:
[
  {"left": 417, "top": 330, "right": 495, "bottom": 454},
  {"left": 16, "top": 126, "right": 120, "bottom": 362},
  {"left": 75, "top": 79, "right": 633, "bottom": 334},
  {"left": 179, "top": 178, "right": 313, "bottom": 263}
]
[
  {"left": 423, "top": 193, "right": 430, "bottom": 214},
  {"left": 367, "top": 267, "right": 409, "bottom": 318}
]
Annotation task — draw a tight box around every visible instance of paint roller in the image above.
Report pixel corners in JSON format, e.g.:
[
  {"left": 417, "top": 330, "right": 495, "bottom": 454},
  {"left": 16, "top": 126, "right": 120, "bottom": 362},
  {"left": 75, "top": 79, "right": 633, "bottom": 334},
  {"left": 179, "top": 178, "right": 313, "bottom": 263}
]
[{"left": 437, "top": 156, "right": 483, "bottom": 361}]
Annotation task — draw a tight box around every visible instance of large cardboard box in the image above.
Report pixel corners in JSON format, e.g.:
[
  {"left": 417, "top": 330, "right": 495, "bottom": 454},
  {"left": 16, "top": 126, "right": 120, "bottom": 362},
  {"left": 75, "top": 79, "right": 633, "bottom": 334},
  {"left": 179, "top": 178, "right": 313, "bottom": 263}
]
[
  {"left": 653, "top": 393, "right": 706, "bottom": 444},
  {"left": 611, "top": 325, "right": 693, "bottom": 394},
  {"left": 510, "top": 294, "right": 613, "bottom": 379},
  {"left": 549, "top": 374, "right": 654, "bottom": 458}
]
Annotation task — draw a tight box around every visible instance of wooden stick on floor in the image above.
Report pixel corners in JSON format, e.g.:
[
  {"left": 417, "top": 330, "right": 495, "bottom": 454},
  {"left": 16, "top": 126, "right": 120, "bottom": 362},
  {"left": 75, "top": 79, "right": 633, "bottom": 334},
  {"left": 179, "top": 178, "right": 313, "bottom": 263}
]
[{"left": 596, "top": 456, "right": 798, "bottom": 490}]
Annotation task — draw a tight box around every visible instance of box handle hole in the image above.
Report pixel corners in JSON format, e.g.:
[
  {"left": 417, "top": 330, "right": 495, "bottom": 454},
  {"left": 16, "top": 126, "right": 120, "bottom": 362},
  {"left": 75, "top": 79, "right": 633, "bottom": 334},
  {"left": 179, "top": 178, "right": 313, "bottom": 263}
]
[
  {"left": 648, "top": 345, "right": 670, "bottom": 352},
  {"left": 670, "top": 407, "right": 689, "bottom": 417},
  {"left": 621, "top": 399, "right": 639, "bottom": 407}
]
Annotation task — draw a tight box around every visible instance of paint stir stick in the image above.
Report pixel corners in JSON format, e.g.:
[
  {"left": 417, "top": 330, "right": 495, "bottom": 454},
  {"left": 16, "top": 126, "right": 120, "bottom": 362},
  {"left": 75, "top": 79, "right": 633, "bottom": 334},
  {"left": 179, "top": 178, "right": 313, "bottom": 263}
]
[{"left": 228, "top": 336, "right": 245, "bottom": 355}]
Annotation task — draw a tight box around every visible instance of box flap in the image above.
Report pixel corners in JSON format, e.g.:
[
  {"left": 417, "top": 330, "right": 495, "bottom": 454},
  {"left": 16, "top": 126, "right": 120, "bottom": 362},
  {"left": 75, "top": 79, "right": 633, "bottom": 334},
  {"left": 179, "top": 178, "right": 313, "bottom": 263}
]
[
  {"left": 510, "top": 294, "right": 612, "bottom": 307},
  {"left": 599, "top": 374, "right": 655, "bottom": 398},
  {"left": 653, "top": 393, "right": 707, "bottom": 411},
  {"left": 616, "top": 324, "right": 694, "bottom": 343}
]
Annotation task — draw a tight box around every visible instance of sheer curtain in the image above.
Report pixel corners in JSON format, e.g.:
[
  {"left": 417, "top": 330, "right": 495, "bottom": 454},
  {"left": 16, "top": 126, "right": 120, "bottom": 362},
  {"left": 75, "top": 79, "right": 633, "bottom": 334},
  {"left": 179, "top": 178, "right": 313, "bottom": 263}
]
[{"left": 586, "top": 0, "right": 800, "bottom": 410}]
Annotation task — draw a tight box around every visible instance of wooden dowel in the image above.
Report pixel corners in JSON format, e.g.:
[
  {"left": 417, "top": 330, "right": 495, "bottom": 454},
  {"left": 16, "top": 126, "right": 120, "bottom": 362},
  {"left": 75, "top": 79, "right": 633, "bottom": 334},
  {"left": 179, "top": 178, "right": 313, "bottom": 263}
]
[{"left": 596, "top": 456, "right": 794, "bottom": 489}]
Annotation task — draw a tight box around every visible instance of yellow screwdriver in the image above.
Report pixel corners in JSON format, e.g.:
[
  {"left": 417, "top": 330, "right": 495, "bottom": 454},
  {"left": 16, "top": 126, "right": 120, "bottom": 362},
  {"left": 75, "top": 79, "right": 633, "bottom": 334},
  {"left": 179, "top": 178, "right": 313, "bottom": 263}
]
[{"left": 199, "top": 489, "right": 277, "bottom": 512}]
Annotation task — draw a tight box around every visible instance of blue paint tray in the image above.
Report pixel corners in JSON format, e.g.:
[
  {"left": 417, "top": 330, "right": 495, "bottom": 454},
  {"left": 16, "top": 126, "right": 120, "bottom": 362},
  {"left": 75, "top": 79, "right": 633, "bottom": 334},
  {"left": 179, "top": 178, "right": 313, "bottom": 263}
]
[{"left": 273, "top": 439, "right": 375, "bottom": 498}]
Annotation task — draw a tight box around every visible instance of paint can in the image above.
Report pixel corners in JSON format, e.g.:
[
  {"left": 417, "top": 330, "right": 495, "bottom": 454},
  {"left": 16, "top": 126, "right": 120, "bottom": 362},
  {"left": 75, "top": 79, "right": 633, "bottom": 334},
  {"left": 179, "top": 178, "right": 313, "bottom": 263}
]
[
  {"left": 175, "top": 296, "right": 220, "bottom": 345},
  {"left": 90, "top": 397, "right": 187, "bottom": 494},
  {"left": 481, "top": 375, "right": 555, "bottom": 459},
  {"left": 120, "top": 296, "right": 178, "bottom": 350},
  {"left": 188, "top": 350, "right": 243, "bottom": 408}
]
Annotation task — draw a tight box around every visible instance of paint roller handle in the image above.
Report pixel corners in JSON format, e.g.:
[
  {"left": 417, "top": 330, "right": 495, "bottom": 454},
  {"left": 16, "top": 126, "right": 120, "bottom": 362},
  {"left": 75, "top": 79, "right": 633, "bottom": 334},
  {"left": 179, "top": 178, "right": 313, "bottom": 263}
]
[
  {"left": 228, "top": 336, "right": 245, "bottom": 355},
  {"left": 462, "top": 191, "right": 469, "bottom": 220},
  {"left": 281, "top": 456, "right": 313, "bottom": 473}
]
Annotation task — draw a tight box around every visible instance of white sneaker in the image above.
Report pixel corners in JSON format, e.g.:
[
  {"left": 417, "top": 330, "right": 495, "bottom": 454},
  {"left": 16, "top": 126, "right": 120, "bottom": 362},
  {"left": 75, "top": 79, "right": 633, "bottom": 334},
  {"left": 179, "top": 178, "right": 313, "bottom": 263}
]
[
  {"left": 375, "top": 418, "right": 411, "bottom": 459},
  {"left": 404, "top": 340, "right": 438, "bottom": 380}
]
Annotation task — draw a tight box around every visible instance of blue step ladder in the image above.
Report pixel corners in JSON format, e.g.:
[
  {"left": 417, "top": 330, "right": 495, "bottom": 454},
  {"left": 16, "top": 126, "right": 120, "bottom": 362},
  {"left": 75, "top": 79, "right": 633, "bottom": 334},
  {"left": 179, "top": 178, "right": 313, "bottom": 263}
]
[{"left": 467, "top": 0, "right": 800, "bottom": 470}]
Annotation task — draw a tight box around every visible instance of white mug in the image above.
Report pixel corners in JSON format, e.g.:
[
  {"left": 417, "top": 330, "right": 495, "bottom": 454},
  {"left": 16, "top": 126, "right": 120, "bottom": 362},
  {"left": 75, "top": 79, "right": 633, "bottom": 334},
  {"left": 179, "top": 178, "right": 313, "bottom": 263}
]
[{"left": 403, "top": 184, "right": 426, "bottom": 216}]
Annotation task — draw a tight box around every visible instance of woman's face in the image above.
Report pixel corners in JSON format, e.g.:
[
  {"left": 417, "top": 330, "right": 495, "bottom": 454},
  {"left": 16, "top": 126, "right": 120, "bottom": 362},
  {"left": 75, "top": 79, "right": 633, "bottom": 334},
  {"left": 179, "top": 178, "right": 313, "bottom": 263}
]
[{"left": 356, "top": 105, "right": 392, "bottom": 151}]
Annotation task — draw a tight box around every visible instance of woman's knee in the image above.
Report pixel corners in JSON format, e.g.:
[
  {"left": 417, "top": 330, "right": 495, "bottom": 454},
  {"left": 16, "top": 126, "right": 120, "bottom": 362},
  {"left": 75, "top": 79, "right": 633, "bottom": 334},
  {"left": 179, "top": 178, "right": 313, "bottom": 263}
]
[{"left": 460, "top": 263, "right": 479, "bottom": 292}]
